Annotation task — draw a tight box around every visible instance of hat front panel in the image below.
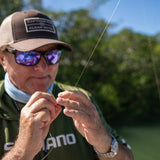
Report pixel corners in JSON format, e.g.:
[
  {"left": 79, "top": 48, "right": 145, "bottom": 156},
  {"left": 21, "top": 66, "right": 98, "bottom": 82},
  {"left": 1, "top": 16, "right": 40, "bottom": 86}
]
[{"left": 12, "top": 10, "right": 58, "bottom": 43}]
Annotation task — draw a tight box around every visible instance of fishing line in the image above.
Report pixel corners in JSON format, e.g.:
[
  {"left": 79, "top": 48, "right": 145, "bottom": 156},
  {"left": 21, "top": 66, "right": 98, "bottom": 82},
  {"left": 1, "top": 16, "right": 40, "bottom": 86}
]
[
  {"left": 40, "top": 133, "right": 54, "bottom": 160},
  {"left": 141, "top": 0, "right": 160, "bottom": 100},
  {"left": 41, "top": 1, "right": 121, "bottom": 159},
  {"left": 148, "top": 36, "right": 160, "bottom": 100},
  {"left": 75, "top": 0, "right": 121, "bottom": 87}
]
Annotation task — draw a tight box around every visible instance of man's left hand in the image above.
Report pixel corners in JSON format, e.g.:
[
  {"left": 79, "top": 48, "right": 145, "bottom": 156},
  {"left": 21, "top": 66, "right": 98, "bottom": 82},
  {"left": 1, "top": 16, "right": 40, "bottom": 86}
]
[{"left": 56, "top": 90, "right": 112, "bottom": 153}]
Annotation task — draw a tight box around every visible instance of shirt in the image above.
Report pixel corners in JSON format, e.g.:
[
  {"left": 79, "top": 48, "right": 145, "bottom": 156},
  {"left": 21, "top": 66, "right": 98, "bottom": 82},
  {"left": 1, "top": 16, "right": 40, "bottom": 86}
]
[{"left": 0, "top": 80, "right": 123, "bottom": 160}]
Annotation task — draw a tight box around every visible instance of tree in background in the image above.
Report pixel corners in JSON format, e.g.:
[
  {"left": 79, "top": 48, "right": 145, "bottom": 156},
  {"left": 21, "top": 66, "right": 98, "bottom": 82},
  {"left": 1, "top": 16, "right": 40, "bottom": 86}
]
[
  {"left": 0, "top": 1, "right": 160, "bottom": 123},
  {"left": 0, "top": 0, "right": 43, "bottom": 22},
  {"left": 0, "top": 0, "right": 23, "bottom": 22},
  {"left": 46, "top": 9, "right": 160, "bottom": 122}
]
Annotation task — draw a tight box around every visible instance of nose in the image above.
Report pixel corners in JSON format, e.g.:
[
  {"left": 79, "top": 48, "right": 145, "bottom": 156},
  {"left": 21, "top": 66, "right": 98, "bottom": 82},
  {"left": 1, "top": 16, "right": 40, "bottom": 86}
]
[{"left": 33, "top": 56, "right": 48, "bottom": 72}]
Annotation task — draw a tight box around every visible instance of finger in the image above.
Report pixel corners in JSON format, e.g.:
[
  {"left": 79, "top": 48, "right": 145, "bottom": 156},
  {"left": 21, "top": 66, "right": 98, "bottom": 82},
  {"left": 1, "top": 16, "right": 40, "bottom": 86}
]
[
  {"left": 30, "top": 97, "right": 54, "bottom": 112},
  {"left": 51, "top": 105, "right": 62, "bottom": 121},
  {"left": 32, "top": 109, "right": 54, "bottom": 140},
  {"left": 29, "top": 98, "right": 56, "bottom": 118},
  {"left": 58, "top": 90, "right": 88, "bottom": 100},
  {"left": 58, "top": 90, "right": 95, "bottom": 109},
  {"left": 26, "top": 91, "right": 57, "bottom": 107},
  {"left": 56, "top": 97, "right": 91, "bottom": 114},
  {"left": 63, "top": 104, "right": 103, "bottom": 130},
  {"left": 63, "top": 108, "right": 91, "bottom": 126},
  {"left": 27, "top": 96, "right": 62, "bottom": 122},
  {"left": 34, "top": 109, "right": 51, "bottom": 128}
]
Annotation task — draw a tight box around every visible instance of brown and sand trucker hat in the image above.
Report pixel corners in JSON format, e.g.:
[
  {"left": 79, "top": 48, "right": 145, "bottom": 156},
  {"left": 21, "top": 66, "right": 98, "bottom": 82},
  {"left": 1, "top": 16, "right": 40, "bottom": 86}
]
[{"left": 0, "top": 9, "right": 72, "bottom": 51}]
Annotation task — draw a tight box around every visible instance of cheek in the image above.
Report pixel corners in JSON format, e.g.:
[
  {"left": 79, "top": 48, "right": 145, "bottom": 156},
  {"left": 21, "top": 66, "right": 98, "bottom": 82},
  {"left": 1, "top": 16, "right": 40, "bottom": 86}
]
[
  {"left": 49, "top": 64, "right": 59, "bottom": 78},
  {"left": 1, "top": 55, "right": 14, "bottom": 72},
  {"left": 9, "top": 68, "right": 29, "bottom": 89}
]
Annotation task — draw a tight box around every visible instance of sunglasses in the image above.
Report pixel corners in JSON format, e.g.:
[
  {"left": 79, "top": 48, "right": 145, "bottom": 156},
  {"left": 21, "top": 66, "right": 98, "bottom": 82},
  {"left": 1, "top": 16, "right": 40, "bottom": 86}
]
[{"left": 6, "top": 48, "right": 62, "bottom": 66}]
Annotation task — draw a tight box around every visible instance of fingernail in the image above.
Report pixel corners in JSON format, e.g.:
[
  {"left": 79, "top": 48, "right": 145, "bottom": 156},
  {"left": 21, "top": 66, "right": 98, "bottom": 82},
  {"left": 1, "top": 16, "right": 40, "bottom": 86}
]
[
  {"left": 58, "top": 92, "right": 64, "bottom": 97},
  {"left": 56, "top": 97, "right": 63, "bottom": 103}
]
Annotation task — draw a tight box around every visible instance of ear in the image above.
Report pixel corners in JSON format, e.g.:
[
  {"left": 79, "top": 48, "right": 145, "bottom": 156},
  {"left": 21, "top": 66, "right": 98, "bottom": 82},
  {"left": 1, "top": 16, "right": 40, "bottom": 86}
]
[{"left": 0, "top": 54, "right": 8, "bottom": 72}]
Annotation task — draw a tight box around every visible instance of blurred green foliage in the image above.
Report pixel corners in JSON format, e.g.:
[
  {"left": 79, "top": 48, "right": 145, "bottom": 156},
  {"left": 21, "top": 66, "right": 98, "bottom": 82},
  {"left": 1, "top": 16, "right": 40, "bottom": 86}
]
[
  {"left": 47, "top": 9, "right": 160, "bottom": 122},
  {"left": 0, "top": 0, "right": 160, "bottom": 123},
  {"left": 117, "top": 123, "right": 160, "bottom": 160}
]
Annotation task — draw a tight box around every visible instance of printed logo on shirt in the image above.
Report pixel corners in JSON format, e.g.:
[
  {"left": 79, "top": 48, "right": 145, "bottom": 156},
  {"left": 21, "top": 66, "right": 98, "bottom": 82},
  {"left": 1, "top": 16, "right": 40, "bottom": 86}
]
[
  {"left": 42, "top": 133, "right": 76, "bottom": 151},
  {"left": 4, "top": 133, "right": 77, "bottom": 151}
]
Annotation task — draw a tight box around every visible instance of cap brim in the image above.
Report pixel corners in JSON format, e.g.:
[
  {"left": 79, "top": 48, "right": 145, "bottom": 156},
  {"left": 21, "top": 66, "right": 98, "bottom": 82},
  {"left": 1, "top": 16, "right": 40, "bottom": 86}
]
[{"left": 9, "top": 38, "right": 72, "bottom": 52}]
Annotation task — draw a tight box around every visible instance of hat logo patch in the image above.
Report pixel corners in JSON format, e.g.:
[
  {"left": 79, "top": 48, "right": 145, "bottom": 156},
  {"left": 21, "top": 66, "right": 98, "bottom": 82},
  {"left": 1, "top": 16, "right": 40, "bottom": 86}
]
[{"left": 24, "top": 18, "right": 56, "bottom": 33}]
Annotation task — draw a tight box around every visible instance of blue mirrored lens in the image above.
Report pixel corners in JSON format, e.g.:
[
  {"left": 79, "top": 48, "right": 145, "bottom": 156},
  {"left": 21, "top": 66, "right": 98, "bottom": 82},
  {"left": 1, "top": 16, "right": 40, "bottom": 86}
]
[
  {"left": 44, "top": 50, "right": 62, "bottom": 65},
  {"left": 16, "top": 51, "right": 40, "bottom": 66},
  {"left": 15, "top": 50, "right": 62, "bottom": 66}
]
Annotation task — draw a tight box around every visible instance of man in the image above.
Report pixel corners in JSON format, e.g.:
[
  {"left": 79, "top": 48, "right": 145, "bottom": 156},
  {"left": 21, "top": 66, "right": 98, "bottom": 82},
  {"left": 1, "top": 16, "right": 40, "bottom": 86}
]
[{"left": 0, "top": 9, "right": 134, "bottom": 160}]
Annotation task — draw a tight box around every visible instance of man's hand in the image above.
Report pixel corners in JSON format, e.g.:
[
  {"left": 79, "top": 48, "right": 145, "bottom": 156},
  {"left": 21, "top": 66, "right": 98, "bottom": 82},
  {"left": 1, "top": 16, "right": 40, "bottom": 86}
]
[
  {"left": 56, "top": 90, "right": 134, "bottom": 160},
  {"left": 56, "top": 90, "right": 112, "bottom": 153},
  {"left": 4, "top": 91, "right": 62, "bottom": 160}
]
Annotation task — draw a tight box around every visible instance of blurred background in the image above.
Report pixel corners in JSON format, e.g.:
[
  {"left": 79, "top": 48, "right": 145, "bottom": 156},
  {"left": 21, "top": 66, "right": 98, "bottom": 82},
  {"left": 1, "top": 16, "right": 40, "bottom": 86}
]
[{"left": 0, "top": 0, "right": 160, "bottom": 159}]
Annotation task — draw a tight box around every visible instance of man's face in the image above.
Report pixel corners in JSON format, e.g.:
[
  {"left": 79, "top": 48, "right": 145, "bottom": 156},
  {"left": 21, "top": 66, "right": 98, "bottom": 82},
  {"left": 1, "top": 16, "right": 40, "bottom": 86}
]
[{"left": 0, "top": 44, "right": 60, "bottom": 94}]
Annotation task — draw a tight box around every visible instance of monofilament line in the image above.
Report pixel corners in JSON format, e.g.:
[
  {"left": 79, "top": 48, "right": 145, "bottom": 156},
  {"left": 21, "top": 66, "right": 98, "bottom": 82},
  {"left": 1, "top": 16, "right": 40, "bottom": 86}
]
[
  {"left": 75, "top": 0, "right": 121, "bottom": 87},
  {"left": 41, "top": 132, "right": 54, "bottom": 160},
  {"left": 40, "top": 1, "right": 121, "bottom": 160}
]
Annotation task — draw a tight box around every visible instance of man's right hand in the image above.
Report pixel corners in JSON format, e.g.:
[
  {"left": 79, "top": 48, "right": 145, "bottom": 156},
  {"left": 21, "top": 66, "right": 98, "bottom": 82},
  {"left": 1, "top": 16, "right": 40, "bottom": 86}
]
[{"left": 2, "top": 91, "right": 62, "bottom": 160}]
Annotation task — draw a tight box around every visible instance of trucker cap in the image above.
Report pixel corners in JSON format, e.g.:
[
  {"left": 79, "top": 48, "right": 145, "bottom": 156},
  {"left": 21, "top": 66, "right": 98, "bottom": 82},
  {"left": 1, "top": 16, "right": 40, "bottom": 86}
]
[{"left": 0, "top": 9, "right": 72, "bottom": 51}]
